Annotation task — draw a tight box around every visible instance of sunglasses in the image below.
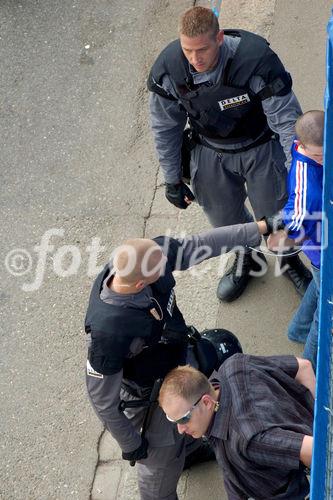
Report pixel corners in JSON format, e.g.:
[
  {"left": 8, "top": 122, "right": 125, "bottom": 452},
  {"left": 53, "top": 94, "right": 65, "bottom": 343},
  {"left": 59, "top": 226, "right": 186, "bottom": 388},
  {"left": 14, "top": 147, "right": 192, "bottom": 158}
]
[{"left": 165, "top": 395, "right": 203, "bottom": 425}]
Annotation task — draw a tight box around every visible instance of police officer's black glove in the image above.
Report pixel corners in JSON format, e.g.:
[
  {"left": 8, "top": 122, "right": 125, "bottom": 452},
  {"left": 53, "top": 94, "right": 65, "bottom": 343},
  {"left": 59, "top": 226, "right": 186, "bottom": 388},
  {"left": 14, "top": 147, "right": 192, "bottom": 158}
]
[
  {"left": 261, "top": 212, "right": 286, "bottom": 236},
  {"left": 165, "top": 181, "right": 195, "bottom": 209},
  {"left": 163, "top": 327, "right": 190, "bottom": 345},
  {"left": 187, "top": 325, "right": 201, "bottom": 343},
  {"left": 122, "top": 437, "right": 148, "bottom": 462}
]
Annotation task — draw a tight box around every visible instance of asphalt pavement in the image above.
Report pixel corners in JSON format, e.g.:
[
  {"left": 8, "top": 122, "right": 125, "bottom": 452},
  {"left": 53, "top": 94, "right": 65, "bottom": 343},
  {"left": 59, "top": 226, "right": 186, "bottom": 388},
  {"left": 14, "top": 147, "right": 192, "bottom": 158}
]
[{"left": 0, "top": 1, "right": 331, "bottom": 499}]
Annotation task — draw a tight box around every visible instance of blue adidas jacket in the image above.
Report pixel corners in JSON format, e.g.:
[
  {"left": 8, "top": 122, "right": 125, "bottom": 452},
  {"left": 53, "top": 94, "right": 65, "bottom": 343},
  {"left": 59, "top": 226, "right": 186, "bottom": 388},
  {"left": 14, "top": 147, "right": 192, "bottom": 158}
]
[{"left": 282, "top": 142, "right": 323, "bottom": 268}]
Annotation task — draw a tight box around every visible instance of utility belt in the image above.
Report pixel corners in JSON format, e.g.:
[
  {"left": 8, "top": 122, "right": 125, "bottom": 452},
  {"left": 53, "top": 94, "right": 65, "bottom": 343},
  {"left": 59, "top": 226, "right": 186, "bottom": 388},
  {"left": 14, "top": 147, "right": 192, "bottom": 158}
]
[
  {"left": 197, "top": 128, "right": 276, "bottom": 154},
  {"left": 119, "top": 380, "right": 161, "bottom": 412},
  {"left": 181, "top": 128, "right": 275, "bottom": 183}
]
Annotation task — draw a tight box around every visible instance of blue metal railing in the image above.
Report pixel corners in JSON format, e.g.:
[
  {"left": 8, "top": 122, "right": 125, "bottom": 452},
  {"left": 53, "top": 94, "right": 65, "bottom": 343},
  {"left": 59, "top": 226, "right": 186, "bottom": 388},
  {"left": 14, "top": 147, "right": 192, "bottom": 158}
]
[
  {"left": 310, "top": 9, "right": 333, "bottom": 500},
  {"left": 210, "top": 0, "right": 223, "bottom": 18},
  {"left": 209, "top": 1, "right": 333, "bottom": 495}
]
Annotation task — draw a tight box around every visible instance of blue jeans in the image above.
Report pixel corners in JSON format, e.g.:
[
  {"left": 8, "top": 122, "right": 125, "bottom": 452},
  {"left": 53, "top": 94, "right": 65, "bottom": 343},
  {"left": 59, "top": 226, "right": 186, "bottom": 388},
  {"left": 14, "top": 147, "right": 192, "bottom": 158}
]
[{"left": 287, "top": 266, "right": 320, "bottom": 371}]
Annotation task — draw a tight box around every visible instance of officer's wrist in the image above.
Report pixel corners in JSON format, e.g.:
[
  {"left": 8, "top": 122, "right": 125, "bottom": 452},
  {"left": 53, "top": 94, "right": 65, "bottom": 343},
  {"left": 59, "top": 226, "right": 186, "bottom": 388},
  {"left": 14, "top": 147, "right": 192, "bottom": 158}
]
[
  {"left": 122, "top": 438, "right": 142, "bottom": 455},
  {"left": 166, "top": 181, "right": 181, "bottom": 187},
  {"left": 261, "top": 213, "right": 286, "bottom": 236},
  {"left": 257, "top": 220, "right": 268, "bottom": 235}
]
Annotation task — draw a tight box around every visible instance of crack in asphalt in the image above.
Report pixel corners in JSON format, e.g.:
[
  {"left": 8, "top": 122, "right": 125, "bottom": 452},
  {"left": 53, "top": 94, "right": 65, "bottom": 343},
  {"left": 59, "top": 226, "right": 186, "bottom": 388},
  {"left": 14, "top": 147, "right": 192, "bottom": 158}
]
[
  {"left": 89, "top": 0, "right": 187, "bottom": 496},
  {"left": 143, "top": 165, "right": 160, "bottom": 238},
  {"left": 89, "top": 428, "right": 106, "bottom": 500}
]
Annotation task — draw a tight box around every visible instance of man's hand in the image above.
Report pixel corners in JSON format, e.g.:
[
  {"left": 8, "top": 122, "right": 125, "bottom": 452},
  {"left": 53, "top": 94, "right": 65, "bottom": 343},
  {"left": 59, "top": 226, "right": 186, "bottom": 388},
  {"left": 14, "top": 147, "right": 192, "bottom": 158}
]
[
  {"left": 267, "top": 230, "right": 302, "bottom": 252},
  {"left": 165, "top": 181, "right": 195, "bottom": 209},
  {"left": 295, "top": 357, "right": 316, "bottom": 399},
  {"left": 261, "top": 212, "right": 285, "bottom": 235},
  {"left": 267, "top": 230, "right": 290, "bottom": 251},
  {"left": 300, "top": 435, "right": 313, "bottom": 468},
  {"left": 122, "top": 437, "right": 149, "bottom": 462}
]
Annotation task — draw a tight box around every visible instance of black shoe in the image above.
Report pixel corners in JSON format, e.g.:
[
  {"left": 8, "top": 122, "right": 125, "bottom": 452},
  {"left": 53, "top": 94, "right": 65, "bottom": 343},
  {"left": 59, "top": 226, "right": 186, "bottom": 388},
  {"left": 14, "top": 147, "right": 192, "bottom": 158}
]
[
  {"left": 217, "top": 250, "right": 267, "bottom": 302},
  {"left": 280, "top": 254, "right": 312, "bottom": 297},
  {"left": 183, "top": 438, "right": 215, "bottom": 470}
]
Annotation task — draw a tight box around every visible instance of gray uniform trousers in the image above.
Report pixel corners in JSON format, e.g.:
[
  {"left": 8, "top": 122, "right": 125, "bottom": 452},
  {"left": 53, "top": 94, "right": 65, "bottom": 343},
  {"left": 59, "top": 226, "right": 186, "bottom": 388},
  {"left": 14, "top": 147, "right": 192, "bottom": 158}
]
[
  {"left": 124, "top": 389, "right": 200, "bottom": 500},
  {"left": 189, "top": 137, "right": 288, "bottom": 228},
  {"left": 86, "top": 347, "right": 202, "bottom": 500}
]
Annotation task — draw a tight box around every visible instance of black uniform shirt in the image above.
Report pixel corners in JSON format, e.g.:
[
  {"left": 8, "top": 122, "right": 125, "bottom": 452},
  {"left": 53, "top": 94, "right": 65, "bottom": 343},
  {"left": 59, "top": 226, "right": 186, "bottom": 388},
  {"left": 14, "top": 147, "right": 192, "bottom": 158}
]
[{"left": 207, "top": 354, "right": 314, "bottom": 500}]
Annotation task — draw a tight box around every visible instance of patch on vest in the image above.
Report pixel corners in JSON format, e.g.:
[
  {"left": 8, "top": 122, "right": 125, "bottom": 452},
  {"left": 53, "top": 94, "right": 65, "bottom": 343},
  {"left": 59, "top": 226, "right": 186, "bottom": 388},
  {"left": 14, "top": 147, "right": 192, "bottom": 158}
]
[
  {"left": 218, "top": 93, "right": 250, "bottom": 111},
  {"left": 167, "top": 289, "right": 175, "bottom": 316},
  {"left": 87, "top": 359, "right": 104, "bottom": 379}
]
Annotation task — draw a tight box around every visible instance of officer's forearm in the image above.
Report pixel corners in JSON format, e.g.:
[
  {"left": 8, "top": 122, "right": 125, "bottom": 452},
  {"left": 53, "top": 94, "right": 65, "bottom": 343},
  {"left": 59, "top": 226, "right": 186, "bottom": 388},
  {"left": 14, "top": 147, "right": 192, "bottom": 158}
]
[
  {"left": 250, "top": 76, "right": 301, "bottom": 167},
  {"left": 149, "top": 99, "right": 192, "bottom": 182},
  {"left": 176, "top": 222, "right": 261, "bottom": 270},
  {"left": 261, "top": 91, "right": 302, "bottom": 167},
  {"left": 103, "top": 416, "right": 142, "bottom": 454},
  {"left": 86, "top": 371, "right": 142, "bottom": 453},
  {"left": 149, "top": 92, "right": 186, "bottom": 183},
  {"left": 257, "top": 220, "right": 267, "bottom": 234}
]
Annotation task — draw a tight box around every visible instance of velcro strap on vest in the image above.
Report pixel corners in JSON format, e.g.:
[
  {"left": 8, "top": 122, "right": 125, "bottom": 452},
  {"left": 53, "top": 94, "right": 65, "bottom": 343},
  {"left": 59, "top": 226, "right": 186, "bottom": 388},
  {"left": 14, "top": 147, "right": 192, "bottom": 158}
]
[
  {"left": 148, "top": 76, "right": 177, "bottom": 101},
  {"left": 257, "top": 73, "right": 292, "bottom": 100}
]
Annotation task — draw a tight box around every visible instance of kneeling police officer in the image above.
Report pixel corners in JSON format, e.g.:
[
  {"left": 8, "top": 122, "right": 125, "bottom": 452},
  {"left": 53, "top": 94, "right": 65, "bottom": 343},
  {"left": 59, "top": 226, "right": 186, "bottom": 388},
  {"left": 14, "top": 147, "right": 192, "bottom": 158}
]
[{"left": 85, "top": 220, "right": 268, "bottom": 500}]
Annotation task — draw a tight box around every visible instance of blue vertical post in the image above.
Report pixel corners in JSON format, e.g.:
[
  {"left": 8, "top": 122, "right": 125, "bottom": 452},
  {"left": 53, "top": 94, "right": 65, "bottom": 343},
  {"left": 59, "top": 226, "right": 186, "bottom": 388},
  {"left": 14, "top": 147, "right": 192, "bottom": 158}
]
[
  {"left": 211, "top": 0, "right": 223, "bottom": 18},
  {"left": 310, "top": 9, "right": 333, "bottom": 500}
]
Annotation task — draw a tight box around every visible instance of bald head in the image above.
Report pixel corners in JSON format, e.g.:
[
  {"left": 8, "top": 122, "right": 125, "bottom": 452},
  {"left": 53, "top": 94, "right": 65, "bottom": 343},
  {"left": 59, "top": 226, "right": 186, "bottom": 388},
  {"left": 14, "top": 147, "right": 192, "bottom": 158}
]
[
  {"left": 296, "top": 110, "right": 324, "bottom": 147},
  {"left": 113, "top": 238, "right": 165, "bottom": 285}
]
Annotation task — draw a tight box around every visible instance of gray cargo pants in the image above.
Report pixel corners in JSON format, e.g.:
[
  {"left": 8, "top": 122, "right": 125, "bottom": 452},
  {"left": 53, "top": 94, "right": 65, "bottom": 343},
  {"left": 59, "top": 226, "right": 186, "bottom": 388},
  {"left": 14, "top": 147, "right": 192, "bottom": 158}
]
[
  {"left": 190, "top": 137, "right": 288, "bottom": 227},
  {"left": 124, "top": 346, "right": 201, "bottom": 500},
  {"left": 124, "top": 395, "right": 200, "bottom": 500},
  {"left": 86, "top": 347, "right": 202, "bottom": 500}
]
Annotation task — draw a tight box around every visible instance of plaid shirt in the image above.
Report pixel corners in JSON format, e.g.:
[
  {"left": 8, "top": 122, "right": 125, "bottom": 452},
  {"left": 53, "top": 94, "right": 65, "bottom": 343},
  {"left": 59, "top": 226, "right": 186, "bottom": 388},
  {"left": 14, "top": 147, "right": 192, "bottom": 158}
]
[{"left": 207, "top": 354, "right": 314, "bottom": 500}]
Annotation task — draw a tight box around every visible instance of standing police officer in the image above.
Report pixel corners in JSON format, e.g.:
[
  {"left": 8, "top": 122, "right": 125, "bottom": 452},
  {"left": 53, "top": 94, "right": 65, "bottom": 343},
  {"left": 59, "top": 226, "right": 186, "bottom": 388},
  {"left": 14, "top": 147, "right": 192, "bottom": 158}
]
[
  {"left": 85, "top": 221, "right": 267, "bottom": 500},
  {"left": 148, "top": 6, "right": 311, "bottom": 302}
]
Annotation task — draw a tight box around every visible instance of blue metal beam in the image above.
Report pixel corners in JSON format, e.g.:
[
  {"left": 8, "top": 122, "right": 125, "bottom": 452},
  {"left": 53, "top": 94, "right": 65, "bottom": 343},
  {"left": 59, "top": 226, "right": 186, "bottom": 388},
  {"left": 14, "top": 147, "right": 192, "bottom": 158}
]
[
  {"left": 211, "top": 1, "right": 223, "bottom": 18},
  {"left": 311, "top": 9, "right": 333, "bottom": 500}
]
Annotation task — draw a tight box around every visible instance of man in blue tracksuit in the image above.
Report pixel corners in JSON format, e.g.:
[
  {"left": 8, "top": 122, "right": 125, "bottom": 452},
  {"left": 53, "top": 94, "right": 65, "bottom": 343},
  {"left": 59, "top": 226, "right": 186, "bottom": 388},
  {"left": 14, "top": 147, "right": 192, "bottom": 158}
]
[{"left": 268, "top": 110, "right": 324, "bottom": 371}]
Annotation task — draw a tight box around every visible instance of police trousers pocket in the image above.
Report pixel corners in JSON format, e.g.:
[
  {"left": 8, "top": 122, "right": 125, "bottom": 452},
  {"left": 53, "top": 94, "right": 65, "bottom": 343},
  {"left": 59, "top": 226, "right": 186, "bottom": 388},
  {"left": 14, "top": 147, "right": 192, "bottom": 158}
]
[
  {"left": 271, "top": 140, "right": 288, "bottom": 203},
  {"left": 181, "top": 129, "right": 196, "bottom": 184},
  {"left": 272, "top": 159, "right": 288, "bottom": 204},
  {"left": 146, "top": 429, "right": 176, "bottom": 448},
  {"left": 145, "top": 409, "right": 177, "bottom": 448}
]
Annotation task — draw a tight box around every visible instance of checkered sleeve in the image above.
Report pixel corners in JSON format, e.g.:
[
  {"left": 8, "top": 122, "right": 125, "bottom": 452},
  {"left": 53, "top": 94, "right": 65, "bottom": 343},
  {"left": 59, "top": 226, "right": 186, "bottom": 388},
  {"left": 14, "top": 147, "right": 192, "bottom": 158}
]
[
  {"left": 246, "top": 427, "right": 305, "bottom": 469},
  {"left": 262, "top": 355, "right": 299, "bottom": 378}
]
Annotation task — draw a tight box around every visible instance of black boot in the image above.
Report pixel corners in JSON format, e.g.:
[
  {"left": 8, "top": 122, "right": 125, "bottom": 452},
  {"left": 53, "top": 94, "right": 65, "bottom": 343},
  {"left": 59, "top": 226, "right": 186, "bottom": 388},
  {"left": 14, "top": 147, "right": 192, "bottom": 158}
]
[
  {"left": 183, "top": 437, "right": 215, "bottom": 470},
  {"left": 217, "top": 250, "right": 267, "bottom": 302},
  {"left": 280, "top": 254, "right": 312, "bottom": 296}
]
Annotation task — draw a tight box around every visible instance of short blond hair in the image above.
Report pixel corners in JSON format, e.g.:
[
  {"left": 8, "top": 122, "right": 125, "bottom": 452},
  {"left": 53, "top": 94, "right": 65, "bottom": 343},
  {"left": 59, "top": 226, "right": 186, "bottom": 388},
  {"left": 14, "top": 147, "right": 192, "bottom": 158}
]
[
  {"left": 295, "top": 110, "right": 324, "bottom": 147},
  {"left": 179, "top": 6, "right": 219, "bottom": 38},
  {"left": 159, "top": 365, "right": 214, "bottom": 406}
]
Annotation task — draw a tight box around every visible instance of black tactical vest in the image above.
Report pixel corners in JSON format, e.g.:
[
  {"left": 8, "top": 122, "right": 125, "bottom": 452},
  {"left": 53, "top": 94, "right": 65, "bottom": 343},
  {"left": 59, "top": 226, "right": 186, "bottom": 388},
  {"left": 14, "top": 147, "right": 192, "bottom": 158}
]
[
  {"left": 84, "top": 236, "right": 188, "bottom": 386},
  {"left": 148, "top": 30, "right": 292, "bottom": 143}
]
